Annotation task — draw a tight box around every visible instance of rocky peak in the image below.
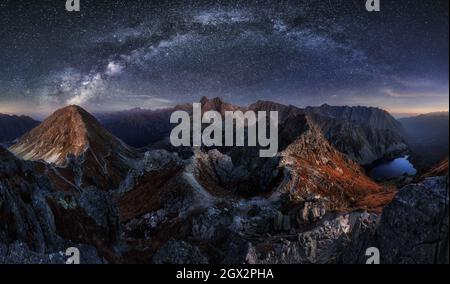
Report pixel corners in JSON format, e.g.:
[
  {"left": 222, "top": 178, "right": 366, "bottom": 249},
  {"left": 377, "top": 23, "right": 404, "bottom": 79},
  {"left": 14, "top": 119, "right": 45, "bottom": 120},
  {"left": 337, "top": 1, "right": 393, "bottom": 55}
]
[
  {"left": 248, "top": 100, "right": 287, "bottom": 110},
  {"left": 9, "top": 105, "right": 140, "bottom": 189},
  {"left": 304, "top": 105, "right": 408, "bottom": 164},
  {"left": 307, "top": 104, "right": 403, "bottom": 132},
  {"left": 248, "top": 100, "right": 303, "bottom": 123},
  {"left": 199, "top": 97, "right": 242, "bottom": 114},
  {"left": 10, "top": 105, "right": 136, "bottom": 167}
]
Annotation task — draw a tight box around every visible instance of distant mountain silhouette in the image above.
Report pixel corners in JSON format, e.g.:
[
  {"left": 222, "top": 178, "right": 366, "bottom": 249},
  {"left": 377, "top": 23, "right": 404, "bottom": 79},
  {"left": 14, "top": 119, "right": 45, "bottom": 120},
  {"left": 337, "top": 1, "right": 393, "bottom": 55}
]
[
  {"left": 97, "top": 108, "right": 174, "bottom": 148},
  {"left": 0, "top": 113, "right": 39, "bottom": 143},
  {"left": 96, "top": 98, "right": 408, "bottom": 167},
  {"left": 399, "top": 112, "right": 449, "bottom": 169}
]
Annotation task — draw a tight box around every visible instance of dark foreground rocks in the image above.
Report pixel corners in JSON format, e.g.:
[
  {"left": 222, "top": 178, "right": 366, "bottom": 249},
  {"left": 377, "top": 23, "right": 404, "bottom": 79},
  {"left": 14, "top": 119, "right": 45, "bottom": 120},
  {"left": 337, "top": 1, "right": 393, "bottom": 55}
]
[
  {"left": 343, "top": 176, "right": 449, "bottom": 264},
  {"left": 377, "top": 176, "right": 448, "bottom": 264},
  {"left": 1, "top": 144, "right": 448, "bottom": 264},
  {"left": 0, "top": 242, "right": 105, "bottom": 264},
  {"left": 0, "top": 146, "right": 109, "bottom": 264}
]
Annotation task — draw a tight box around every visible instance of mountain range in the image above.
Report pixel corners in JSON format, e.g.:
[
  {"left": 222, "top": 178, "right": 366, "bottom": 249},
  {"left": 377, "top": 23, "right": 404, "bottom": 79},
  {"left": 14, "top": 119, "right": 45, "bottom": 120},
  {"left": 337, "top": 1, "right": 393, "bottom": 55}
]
[
  {"left": 0, "top": 98, "right": 448, "bottom": 264},
  {"left": 97, "top": 108, "right": 174, "bottom": 148},
  {"left": 96, "top": 97, "right": 409, "bottom": 166},
  {"left": 399, "top": 112, "right": 449, "bottom": 169},
  {"left": 0, "top": 114, "right": 39, "bottom": 144}
]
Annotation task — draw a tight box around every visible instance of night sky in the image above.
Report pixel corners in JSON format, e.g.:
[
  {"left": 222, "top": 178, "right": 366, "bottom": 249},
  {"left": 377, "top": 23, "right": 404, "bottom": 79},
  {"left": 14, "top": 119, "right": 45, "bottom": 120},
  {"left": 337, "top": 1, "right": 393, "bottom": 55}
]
[{"left": 0, "top": 0, "right": 448, "bottom": 117}]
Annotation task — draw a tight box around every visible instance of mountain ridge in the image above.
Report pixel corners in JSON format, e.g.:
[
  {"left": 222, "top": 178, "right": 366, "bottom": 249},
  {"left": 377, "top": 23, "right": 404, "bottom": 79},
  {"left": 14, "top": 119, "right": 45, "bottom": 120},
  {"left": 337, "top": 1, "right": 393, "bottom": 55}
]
[
  {"left": 0, "top": 113, "right": 40, "bottom": 143},
  {"left": 93, "top": 97, "right": 409, "bottom": 165}
]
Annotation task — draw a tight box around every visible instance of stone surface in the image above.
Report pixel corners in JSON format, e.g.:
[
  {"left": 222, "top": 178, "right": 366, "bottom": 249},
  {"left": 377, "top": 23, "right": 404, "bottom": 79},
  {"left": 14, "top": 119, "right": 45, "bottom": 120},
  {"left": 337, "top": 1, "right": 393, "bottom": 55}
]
[
  {"left": 376, "top": 177, "right": 449, "bottom": 264},
  {"left": 153, "top": 240, "right": 209, "bottom": 264},
  {"left": 343, "top": 176, "right": 449, "bottom": 264}
]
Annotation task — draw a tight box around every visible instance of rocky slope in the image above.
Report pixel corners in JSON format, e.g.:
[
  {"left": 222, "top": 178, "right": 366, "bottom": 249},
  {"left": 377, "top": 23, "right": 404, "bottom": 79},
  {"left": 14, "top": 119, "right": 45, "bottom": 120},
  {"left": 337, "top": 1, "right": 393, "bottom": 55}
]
[
  {"left": 376, "top": 176, "right": 448, "bottom": 264},
  {"left": 189, "top": 98, "right": 382, "bottom": 209},
  {"left": 2, "top": 141, "right": 447, "bottom": 264},
  {"left": 9, "top": 105, "right": 140, "bottom": 189},
  {"left": 115, "top": 149, "right": 376, "bottom": 264},
  {"left": 277, "top": 116, "right": 383, "bottom": 211},
  {"left": 343, "top": 175, "right": 449, "bottom": 264},
  {"left": 305, "top": 104, "right": 408, "bottom": 165},
  {"left": 0, "top": 113, "right": 39, "bottom": 143},
  {"left": 0, "top": 146, "right": 107, "bottom": 264},
  {"left": 415, "top": 158, "right": 449, "bottom": 182}
]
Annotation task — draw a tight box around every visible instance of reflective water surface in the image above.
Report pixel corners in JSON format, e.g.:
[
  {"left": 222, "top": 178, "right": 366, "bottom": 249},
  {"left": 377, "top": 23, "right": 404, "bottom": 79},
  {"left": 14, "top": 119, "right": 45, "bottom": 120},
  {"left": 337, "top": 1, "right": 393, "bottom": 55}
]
[{"left": 369, "top": 156, "right": 417, "bottom": 180}]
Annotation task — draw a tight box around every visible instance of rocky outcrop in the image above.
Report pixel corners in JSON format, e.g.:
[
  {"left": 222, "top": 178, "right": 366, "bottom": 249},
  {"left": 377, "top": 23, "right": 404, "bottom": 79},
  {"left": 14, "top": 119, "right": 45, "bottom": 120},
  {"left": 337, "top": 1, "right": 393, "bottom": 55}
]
[
  {"left": 343, "top": 176, "right": 449, "bottom": 264},
  {"left": 246, "top": 213, "right": 360, "bottom": 264},
  {"left": 153, "top": 240, "right": 209, "bottom": 264},
  {"left": 194, "top": 149, "right": 281, "bottom": 197},
  {"left": 0, "top": 147, "right": 62, "bottom": 253},
  {"left": 0, "top": 146, "right": 113, "bottom": 264},
  {"left": 376, "top": 176, "right": 449, "bottom": 264}
]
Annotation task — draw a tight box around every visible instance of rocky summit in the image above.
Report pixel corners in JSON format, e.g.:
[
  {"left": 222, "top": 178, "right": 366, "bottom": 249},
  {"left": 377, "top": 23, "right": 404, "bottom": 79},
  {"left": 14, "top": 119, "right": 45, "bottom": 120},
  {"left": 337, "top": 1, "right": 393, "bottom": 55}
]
[
  {"left": 0, "top": 100, "right": 448, "bottom": 264},
  {"left": 9, "top": 105, "right": 140, "bottom": 190}
]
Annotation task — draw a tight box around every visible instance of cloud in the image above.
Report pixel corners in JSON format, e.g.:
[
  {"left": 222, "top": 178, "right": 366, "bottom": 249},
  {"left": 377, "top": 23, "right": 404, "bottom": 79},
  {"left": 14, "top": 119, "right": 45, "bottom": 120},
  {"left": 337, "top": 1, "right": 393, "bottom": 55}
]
[
  {"left": 382, "top": 88, "right": 447, "bottom": 99},
  {"left": 105, "top": 61, "right": 124, "bottom": 76},
  {"left": 382, "top": 77, "right": 449, "bottom": 99}
]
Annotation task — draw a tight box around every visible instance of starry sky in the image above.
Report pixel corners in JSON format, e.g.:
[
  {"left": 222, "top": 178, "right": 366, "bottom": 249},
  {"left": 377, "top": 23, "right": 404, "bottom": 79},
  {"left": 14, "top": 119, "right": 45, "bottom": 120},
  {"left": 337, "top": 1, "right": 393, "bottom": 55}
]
[{"left": 0, "top": 0, "right": 448, "bottom": 118}]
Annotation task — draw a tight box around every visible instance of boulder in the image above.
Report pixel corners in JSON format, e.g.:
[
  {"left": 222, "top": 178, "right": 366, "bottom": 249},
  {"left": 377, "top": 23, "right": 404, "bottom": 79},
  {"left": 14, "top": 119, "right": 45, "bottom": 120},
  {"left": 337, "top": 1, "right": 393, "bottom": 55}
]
[{"left": 376, "top": 177, "right": 449, "bottom": 264}]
